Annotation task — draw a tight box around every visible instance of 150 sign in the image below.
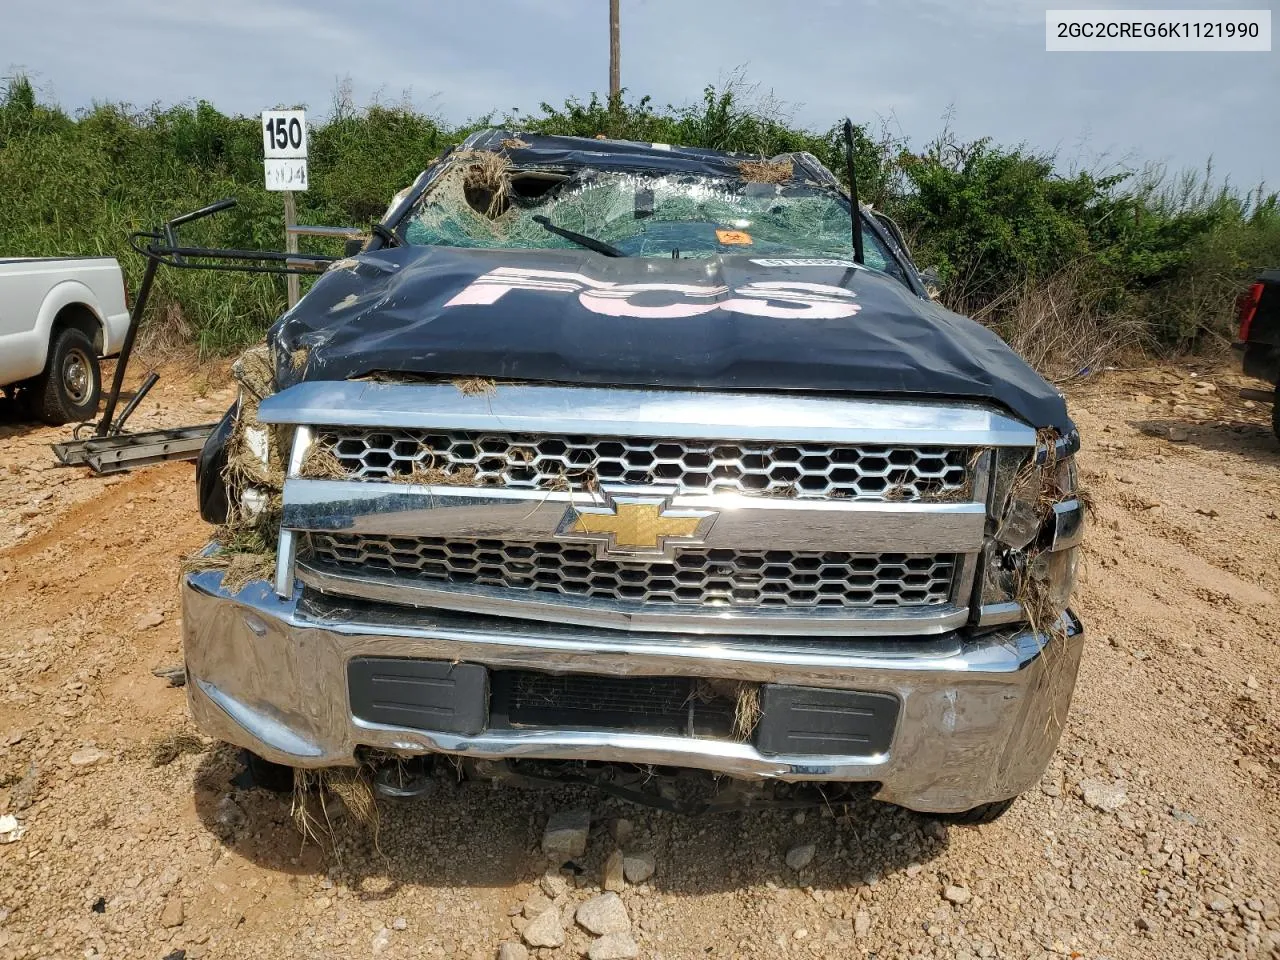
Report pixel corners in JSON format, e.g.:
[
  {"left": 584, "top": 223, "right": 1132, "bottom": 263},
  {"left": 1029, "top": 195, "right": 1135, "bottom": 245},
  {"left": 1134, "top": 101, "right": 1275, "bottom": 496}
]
[{"left": 262, "top": 110, "right": 308, "bottom": 191}]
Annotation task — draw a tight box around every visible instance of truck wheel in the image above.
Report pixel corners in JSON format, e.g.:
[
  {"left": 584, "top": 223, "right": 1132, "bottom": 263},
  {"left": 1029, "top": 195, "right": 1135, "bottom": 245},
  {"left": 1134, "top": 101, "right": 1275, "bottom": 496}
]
[
  {"left": 941, "top": 797, "right": 1017, "bottom": 825},
  {"left": 37, "top": 327, "right": 101, "bottom": 425},
  {"left": 240, "top": 749, "right": 294, "bottom": 794}
]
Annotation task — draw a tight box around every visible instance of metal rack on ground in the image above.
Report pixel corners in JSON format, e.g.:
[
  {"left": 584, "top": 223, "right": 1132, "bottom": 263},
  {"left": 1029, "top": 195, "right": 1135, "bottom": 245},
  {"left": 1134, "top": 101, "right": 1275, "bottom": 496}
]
[{"left": 52, "top": 199, "right": 357, "bottom": 474}]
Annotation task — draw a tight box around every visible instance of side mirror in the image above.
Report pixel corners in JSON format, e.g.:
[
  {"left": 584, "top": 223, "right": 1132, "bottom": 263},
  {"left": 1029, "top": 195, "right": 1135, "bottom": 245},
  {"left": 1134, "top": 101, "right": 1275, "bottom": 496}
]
[{"left": 343, "top": 238, "right": 365, "bottom": 258}]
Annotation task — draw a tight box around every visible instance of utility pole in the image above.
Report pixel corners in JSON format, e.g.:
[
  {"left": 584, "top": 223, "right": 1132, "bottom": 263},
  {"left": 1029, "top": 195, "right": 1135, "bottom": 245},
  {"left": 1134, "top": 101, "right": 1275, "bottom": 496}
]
[{"left": 609, "top": 0, "right": 621, "bottom": 104}]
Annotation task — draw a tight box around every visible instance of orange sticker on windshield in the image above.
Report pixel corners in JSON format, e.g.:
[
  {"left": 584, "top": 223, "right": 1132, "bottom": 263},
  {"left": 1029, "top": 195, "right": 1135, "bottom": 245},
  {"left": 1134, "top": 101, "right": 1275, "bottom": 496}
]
[{"left": 715, "top": 229, "right": 753, "bottom": 245}]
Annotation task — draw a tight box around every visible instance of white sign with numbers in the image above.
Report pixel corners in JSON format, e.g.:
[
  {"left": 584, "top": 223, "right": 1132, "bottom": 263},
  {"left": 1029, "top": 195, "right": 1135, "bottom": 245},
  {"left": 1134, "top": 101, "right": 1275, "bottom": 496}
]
[{"left": 262, "top": 109, "right": 308, "bottom": 191}]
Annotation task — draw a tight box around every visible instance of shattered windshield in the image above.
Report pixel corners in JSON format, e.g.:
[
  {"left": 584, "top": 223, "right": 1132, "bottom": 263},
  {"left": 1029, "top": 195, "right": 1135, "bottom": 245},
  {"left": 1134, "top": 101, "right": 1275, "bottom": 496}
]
[{"left": 400, "top": 156, "right": 906, "bottom": 279}]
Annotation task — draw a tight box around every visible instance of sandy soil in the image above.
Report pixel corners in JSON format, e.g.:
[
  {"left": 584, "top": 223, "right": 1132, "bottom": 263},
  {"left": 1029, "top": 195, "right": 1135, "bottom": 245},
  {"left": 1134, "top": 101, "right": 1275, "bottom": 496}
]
[{"left": 0, "top": 359, "right": 1277, "bottom": 959}]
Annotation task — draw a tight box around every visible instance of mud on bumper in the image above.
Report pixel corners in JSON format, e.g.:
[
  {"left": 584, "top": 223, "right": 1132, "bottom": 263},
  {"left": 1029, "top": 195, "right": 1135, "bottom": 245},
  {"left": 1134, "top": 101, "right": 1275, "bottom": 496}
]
[{"left": 182, "top": 570, "right": 1083, "bottom": 815}]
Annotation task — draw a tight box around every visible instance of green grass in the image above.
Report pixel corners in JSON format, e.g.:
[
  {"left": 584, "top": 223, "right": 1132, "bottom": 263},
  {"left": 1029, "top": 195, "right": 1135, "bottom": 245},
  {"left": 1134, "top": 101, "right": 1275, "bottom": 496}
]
[{"left": 2, "top": 74, "right": 1276, "bottom": 360}]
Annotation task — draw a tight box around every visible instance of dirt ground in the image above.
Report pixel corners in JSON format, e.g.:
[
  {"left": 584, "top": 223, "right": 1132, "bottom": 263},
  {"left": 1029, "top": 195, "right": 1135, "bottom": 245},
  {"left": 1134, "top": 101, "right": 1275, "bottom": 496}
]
[{"left": 0, "top": 358, "right": 1278, "bottom": 960}]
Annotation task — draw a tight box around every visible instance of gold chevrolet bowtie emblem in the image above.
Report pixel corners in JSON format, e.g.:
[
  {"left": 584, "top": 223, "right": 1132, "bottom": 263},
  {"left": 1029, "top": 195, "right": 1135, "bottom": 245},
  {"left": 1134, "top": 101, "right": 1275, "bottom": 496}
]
[{"left": 556, "top": 490, "right": 717, "bottom": 559}]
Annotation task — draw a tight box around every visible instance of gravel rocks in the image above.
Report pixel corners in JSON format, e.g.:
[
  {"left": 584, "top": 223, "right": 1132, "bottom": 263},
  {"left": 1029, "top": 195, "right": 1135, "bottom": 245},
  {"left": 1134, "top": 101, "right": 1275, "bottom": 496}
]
[
  {"left": 521, "top": 908, "right": 564, "bottom": 948},
  {"left": 603, "top": 849, "right": 625, "bottom": 892},
  {"left": 68, "top": 746, "right": 107, "bottom": 767},
  {"left": 7, "top": 762, "right": 39, "bottom": 810},
  {"left": 785, "top": 842, "right": 816, "bottom": 871},
  {"left": 135, "top": 610, "right": 165, "bottom": 630},
  {"left": 542, "top": 809, "right": 591, "bottom": 858},
  {"left": 576, "top": 893, "right": 630, "bottom": 936},
  {"left": 587, "top": 931, "right": 640, "bottom": 959},
  {"left": 522, "top": 892, "right": 553, "bottom": 919},
  {"left": 0, "top": 815, "right": 24, "bottom": 844},
  {"left": 496, "top": 942, "right": 528, "bottom": 960},
  {"left": 1079, "top": 778, "right": 1129, "bottom": 812},
  {"left": 160, "top": 897, "right": 184, "bottom": 927},
  {"left": 943, "top": 885, "right": 972, "bottom": 905},
  {"left": 622, "top": 851, "right": 655, "bottom": 884},
  {"left": 854, "top": 911, "right": 871, "bottom": 937},
  {"left": 609, "top": 818, "right": 634, "bottom": 845},
  {"left": 214, "top": 795, "right": 246, "bottom": 832},
  {"left": 539, "top": 869, "right": 570, "bottom": 899}
]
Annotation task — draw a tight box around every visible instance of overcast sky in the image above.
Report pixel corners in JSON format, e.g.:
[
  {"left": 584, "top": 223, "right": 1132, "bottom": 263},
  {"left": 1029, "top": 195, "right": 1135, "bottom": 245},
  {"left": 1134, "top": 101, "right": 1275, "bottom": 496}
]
[{"left": 4, "top": 0, "right": 1277, "bottom": 189}]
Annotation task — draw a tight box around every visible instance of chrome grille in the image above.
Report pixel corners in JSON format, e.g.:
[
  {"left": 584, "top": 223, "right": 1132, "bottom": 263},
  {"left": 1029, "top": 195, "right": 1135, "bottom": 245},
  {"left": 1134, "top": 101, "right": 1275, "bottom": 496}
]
[
  {"left": 305, "top": 533, "right": 957, "bottom": 609},
  {"left": 318, "top": 429, "right": 970, "bottom": 501}
]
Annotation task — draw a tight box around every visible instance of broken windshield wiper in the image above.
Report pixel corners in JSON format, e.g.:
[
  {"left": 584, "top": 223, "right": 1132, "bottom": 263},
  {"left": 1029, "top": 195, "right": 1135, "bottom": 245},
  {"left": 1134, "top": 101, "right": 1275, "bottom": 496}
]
[{"left": 532, "top": 215, "right": 625, "bottom": 257}]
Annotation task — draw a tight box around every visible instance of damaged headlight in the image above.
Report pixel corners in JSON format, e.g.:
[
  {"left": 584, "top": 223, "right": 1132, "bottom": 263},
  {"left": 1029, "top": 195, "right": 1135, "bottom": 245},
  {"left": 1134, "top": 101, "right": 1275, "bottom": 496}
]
[{"left": 980, "top": 437, "right": 1083, "bottom": 630}]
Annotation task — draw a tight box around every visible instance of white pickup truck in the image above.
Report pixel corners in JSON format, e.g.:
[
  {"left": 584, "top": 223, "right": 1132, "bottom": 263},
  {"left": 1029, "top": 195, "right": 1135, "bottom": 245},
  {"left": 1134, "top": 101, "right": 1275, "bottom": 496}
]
[{"left": 0, "top": 257, "right": 131, "bottom": 424}]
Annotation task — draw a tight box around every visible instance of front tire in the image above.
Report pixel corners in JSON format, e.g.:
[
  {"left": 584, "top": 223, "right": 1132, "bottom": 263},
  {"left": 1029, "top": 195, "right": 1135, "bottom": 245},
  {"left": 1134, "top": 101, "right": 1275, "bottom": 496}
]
[
  {"left": 941, "top": 797, "right": 1017, "bottom": 825},
  {"left": 37, "top": 327, "right": 101, "bottom": 425},
  {"left": 240, "top": 749, "right": 294, "bottom": 793}
]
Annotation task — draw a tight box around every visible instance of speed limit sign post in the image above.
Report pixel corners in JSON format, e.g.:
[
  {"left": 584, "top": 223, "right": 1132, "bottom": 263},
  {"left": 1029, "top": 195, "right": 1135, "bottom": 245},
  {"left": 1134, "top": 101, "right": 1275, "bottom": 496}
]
[{"left": 262, "top": 109, "right": 308, "bottom": 306}]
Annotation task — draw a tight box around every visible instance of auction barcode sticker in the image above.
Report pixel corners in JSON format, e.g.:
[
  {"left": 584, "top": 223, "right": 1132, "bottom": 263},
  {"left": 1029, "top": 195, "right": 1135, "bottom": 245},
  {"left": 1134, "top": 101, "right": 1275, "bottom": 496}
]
[{"left": 1047, "top": 9, "right": 1270, "bottom": 50}]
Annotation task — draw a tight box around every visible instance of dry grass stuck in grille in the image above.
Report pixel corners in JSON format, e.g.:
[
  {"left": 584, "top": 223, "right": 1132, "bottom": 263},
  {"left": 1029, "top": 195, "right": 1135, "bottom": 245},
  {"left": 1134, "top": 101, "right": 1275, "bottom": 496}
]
[
  {"left": 218, "top": 344, "right": 287, "bottom": 545},
  {"left": 389, "top": 460, "right": 480, "bottom": 486},
  {"left": 299, "top": 442, "right": 348, "bottom": 479},
  {"left": 695, "top": 679, "right": 762, "bottom": 741},
  {"left": 182, "top": 527, "right": 277, "bottom": 594},
  {"left": 1009, "top": 427, "right": 1090, "bottom": 734}
]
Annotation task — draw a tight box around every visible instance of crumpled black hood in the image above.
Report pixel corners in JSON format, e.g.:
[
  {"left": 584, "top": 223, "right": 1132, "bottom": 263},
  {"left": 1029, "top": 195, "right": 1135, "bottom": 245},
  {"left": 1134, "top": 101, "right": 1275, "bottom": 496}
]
[{"left": 270, "top": 245, "right": 1072, "bottom": 433}]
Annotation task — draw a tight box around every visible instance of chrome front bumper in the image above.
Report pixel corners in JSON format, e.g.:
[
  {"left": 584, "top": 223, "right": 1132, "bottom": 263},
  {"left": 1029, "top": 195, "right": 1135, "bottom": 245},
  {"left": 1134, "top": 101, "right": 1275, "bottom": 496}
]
[{"left": 182, "top": 569, "right": 1083, "bottom": 814}]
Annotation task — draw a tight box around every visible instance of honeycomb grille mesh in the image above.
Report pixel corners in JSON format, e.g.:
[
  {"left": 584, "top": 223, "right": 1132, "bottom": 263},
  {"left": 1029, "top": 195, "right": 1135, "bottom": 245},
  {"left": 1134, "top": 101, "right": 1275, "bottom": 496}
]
[
  {"left": 304, "top": 533, "right": 957, "bottom": 610},
  {"left": 317, "top": 429, "right": 970, "bottom": 502}
]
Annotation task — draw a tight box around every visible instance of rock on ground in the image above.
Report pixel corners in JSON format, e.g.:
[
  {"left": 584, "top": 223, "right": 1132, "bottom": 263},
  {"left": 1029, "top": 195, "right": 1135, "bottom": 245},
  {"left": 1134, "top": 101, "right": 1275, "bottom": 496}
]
[
  {"left": 496, "top": 943, "right": 529, "bottom": 960},
  {"left": 622, "top": 851, "right": 655, "bottom": 884},
  {"left": 588, "top": 931, "right": 640, "bottom": 960},
  {"left": 135, "top": 610, "right": 165, "bottom": 630},
  {"left": 68, "top": 746, "right": 107, "bottom": 767},
  {"left": 602, "top": 849, "right": 625, "bottom": 892},
  {"left": 1079, "top": 778, "right": 1129, "bottom": 812},
  {"left": 541, "top": 809, "right": 591, "bottom": 858},
  {"left": 785, "top": 842, "right": 816, "bottom": 871},
  {"left": 576, "top": 893, "right": 630, "bottom": 936},
  {"left": 0, "top": 815, "right": 24, "bottom": 844},
  {"left": 540, "top": 868, "right": 570, "bottom": 898},
  {"left": 943, "top": 885, "right": 972, "bottom": 905},
  {"left": 609, "top": 818, "right": 634, "bottom": 845},
  {"left": 521, "top": 908, "right": 565, "bottom": 949},
  {"left": 522, "top": 892, "right": 553, "bottom": 919},
  {"left": 214, "top": 795, "right": 246, "bottom": 832}
]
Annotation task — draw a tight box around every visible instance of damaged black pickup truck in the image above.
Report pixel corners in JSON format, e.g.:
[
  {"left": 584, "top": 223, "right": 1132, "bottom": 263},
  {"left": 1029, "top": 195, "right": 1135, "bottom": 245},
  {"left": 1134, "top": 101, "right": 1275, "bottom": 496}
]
[{"left": 185, "top": 130, "right": 1085, "bottom": 823}]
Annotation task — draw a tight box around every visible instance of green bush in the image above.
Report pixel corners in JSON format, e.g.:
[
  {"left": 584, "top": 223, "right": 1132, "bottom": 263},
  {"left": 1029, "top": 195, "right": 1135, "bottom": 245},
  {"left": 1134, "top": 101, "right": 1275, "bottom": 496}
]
[{"left": 1, "top": 73, "right": 1276, "bottom": 360}]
